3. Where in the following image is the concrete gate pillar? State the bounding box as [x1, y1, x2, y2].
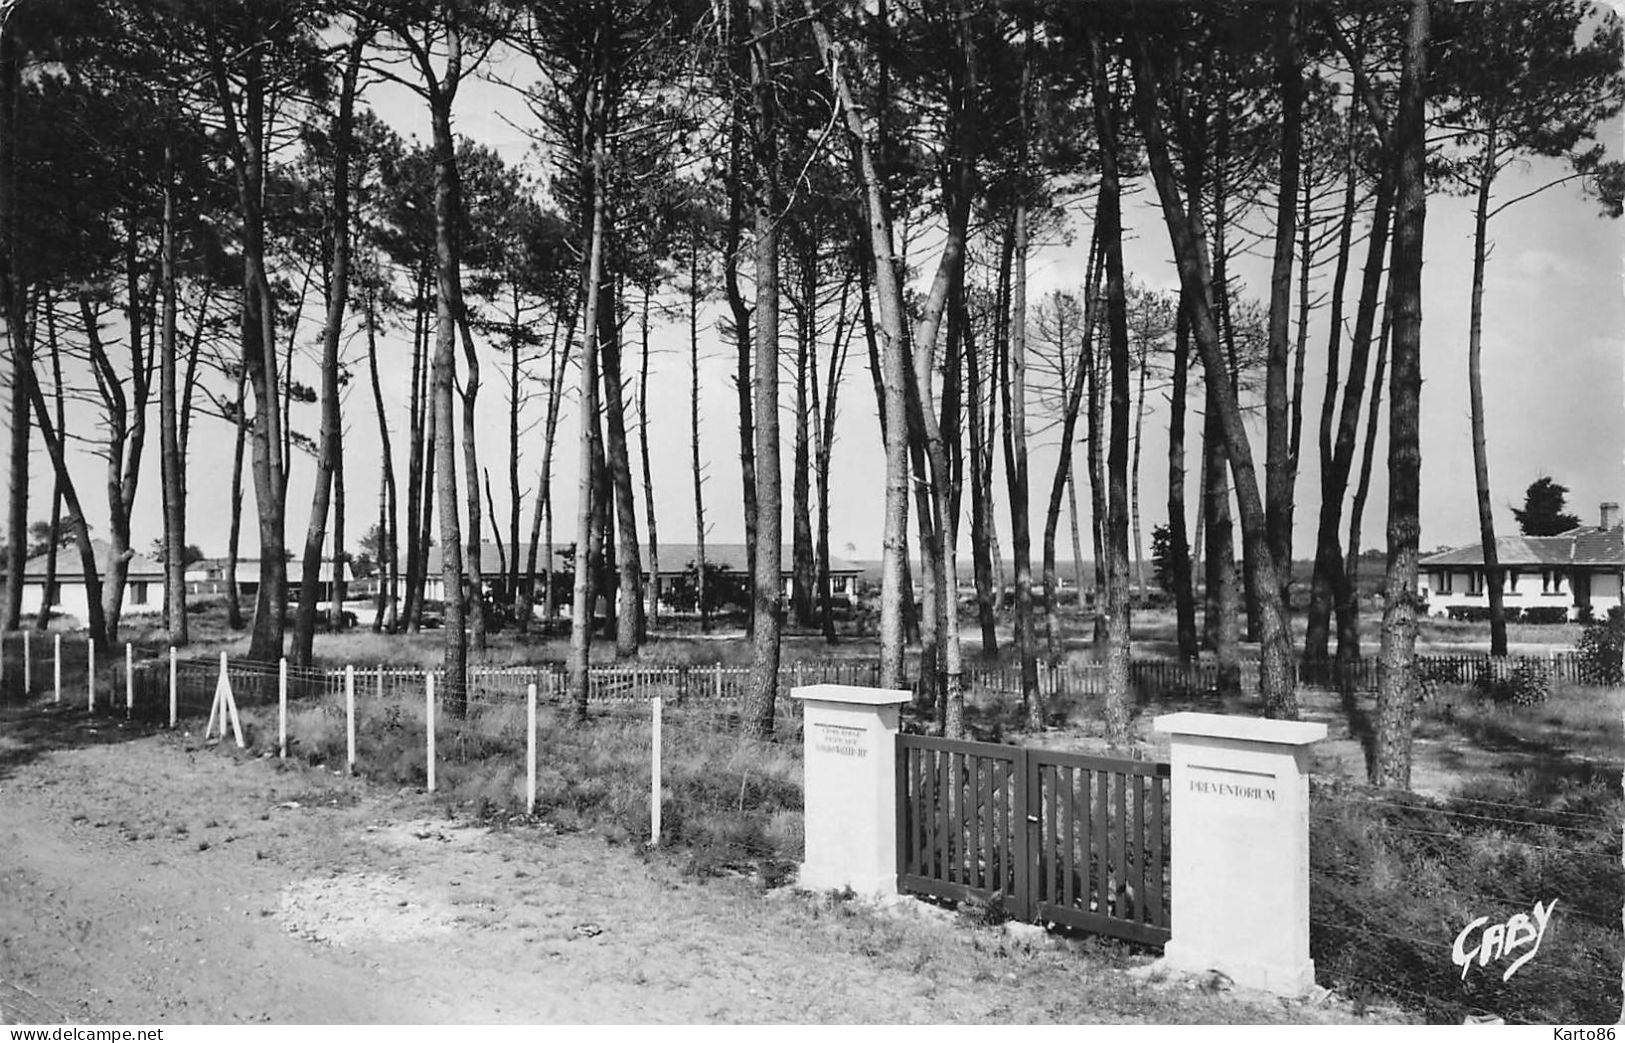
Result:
[1152, 711, 1327, 996]
[792, 684, 911, 898]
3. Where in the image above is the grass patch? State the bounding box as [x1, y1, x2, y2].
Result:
[1310, 770, 1622, 1025]
[234, 690, 804, 877]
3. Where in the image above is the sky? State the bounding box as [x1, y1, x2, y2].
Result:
[6, 20, 1625, 576]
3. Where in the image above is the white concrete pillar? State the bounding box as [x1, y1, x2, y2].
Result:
[1152, 711, 1327, 997]
[791, 684, 911, 898]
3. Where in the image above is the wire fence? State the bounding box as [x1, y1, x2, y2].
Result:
[0, 635, 810, 877]
[1309, 777, 1622, 1024]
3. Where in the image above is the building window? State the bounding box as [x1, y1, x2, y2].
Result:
[130, 581, 148, 605]
[1467, 571, 1485, 596]
[1436, 571, 1453, 595]
[1506, 568, 1519, 593]
[831, 575, 848, 594]
[1542, 569, 1561, 594]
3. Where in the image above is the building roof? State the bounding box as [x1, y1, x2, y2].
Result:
[424, 542, 862, 578]
[188, 556, 355, 582]
[1420, 526, 1623, 568]
[22, 540, 165, 580]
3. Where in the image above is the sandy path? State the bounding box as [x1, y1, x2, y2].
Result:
[0, 704, 1382, 1025]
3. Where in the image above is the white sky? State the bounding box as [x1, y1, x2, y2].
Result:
[7, 34, 1625, 572]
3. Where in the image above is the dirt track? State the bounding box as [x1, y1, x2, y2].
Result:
[0, 703, 1386, 1025]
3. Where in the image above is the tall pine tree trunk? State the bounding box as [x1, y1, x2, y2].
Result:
[0, 27, 26, 634]
[638, 287, 660, 634]
[159, 137, 188, 645]
[1373, 0, 1430, 789]
[1092, 34, 1132, 746]
[1467, 134, 1507, 657]
[743, 0, 783, 738]
[567, 139, 607, 722]
[429, 98, 468, 716]
[598, 283, 642, 657]
[689, 236, 709, 632]
[1167, 295, 1198, 661]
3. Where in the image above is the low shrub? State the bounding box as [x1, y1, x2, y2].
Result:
[1575, 606, 1623, 686]
[1474, 659, 1553, 707]
[1519, 606, 1570, 625]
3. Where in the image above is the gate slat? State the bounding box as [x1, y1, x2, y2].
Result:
[1012, 747, 1031, 921]
[988, 753, 1001, 896]
[1044, 764, 1058, 907]
[1062, 765, 1076, 911]
[980, 754, 994, 892]
[935, 748, 949, 884]
[923, 748, 937, 880]
[1114, 765, 1128, 919]
[1132, 772, 1146, 924]
[903, 740, 916, 877]
[959, 751, 973, 887]
[1094, 768, 1109, 913]
[1149, 770, 1166, 929]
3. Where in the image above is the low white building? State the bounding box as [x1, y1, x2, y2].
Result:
[1417, 502, 1623, 621]
[14, 541, 166, 624]
[186, 557, 354, 603]
[417, 542, 863, 611]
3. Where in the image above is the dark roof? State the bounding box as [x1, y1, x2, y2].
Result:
[425, 542, 862, 578]
[1420, 526, 1623, 568]
[22, 540, 164, 580]
[1572, 526, 1624, 566]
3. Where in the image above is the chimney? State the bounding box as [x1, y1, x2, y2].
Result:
[1603, 502, 1621, 530]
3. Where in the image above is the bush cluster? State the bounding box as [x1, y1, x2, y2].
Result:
[1575, 606, 1623, 686]
[1444, 605, 1569, 624]
[1474, 659, 1554, 706]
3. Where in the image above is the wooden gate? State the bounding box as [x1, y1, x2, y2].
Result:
[896, 734, 1171, 946]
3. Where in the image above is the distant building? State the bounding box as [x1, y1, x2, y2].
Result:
[14, 540, 165, 623]
[186, 557, 354, 603]
[1417, 502, 1623, 620]
[419, 542, 863, 611]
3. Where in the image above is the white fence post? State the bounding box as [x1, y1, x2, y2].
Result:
[376, 663, 384, 701]
[279, 657, 288, 759]
[168, 647, 177, 728]
[345, 664, 356, 773]
[125, 643, 134, 718]
[87, 638, 95, 712]
[425, 673, 436, 792]
[53, 633, 61, 704]
[22, 630, 31, 694]
[526, 682, 537, 816]
[650, 696, 662, 846]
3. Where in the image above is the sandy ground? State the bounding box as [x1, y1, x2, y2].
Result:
[0, 702, 1400, 1026]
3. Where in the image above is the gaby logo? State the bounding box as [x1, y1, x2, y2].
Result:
[1451, 899, 1556, 983]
